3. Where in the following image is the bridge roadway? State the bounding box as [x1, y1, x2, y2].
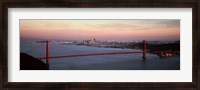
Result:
[38, 51, 143, 59]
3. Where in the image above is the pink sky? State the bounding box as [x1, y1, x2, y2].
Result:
[20, 20, 180, 41]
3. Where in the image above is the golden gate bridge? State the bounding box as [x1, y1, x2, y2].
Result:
[26, 40, 147, 67]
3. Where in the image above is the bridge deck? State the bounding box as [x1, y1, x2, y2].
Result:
[38, 51, 143, 59]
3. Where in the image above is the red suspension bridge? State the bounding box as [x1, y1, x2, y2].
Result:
[26, 40, 147, 67]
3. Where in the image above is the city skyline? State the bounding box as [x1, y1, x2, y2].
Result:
[20, 20, 180, 41]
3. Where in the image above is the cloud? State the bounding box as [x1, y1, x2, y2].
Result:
[137, 20, 180, 28]
[93, 23, 151, 31]
[90, 20, 180, 32]
[97, 23, 137, 28]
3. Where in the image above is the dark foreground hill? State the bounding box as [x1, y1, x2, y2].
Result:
[20, 53, 49, 70]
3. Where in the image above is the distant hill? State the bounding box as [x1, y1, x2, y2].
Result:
[20, 53, 49, 70]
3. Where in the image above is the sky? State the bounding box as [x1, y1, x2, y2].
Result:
[20, 20, 180, 41]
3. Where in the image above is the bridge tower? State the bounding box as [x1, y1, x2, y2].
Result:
[46, 40, 50, 67]
[143, 40, 146, 59]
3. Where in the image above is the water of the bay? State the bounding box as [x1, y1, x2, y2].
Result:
[20, 42, 180, 70]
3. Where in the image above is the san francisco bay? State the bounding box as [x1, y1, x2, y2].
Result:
[20, 42, 180, 70]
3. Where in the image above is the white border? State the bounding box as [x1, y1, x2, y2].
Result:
[8, 8, 192, 82]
